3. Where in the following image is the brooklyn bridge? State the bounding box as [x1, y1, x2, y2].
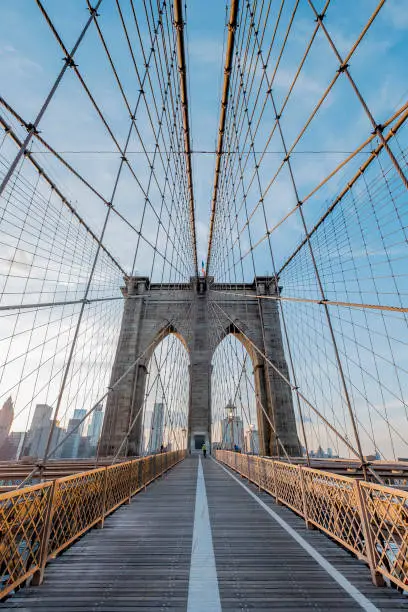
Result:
[0, 0, 408, 609]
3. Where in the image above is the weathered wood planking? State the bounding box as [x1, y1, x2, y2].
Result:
[2, 456, 408, 611]
[203, 458, 408, 611]
[2, 459, 196, 611]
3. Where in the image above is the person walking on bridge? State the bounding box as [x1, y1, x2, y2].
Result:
[202, 442, 207, 458]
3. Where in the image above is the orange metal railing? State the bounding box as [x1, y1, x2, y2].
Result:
[215, 450, 408, 590]
[0, 450, 185, 599]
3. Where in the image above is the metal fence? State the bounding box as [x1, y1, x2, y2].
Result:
[0, 450, 185, 599]
[215, 450, 408, 591]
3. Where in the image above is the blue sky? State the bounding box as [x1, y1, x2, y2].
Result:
[1, 0, 406, 271]
[1, 1, 408, 459]
[0, 0, 228, 266]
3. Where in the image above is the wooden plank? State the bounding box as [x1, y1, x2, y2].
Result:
[204, 461, 408, 611]
[2, 460, 196, 611]
[2, 457, 407, 611]
[203, 459, 408, 611]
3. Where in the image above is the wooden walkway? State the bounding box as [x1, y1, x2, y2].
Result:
[2, 457, 408, 611]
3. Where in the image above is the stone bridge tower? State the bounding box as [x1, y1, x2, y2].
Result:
[99, 276, 301, 457]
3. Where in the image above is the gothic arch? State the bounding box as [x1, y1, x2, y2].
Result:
[100, 276, 301, 457]
[211, 319, 261, 369]
[142, 329, 190, 455]
[211, 332, 259, 451]
[145, 321, 190, 364]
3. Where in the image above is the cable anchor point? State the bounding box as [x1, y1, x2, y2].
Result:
[25, 122, 39, 135]
[63, 56, 78, 68]
[88, 6, 100, 17]
[337, 63, 349, 74]
[372, 124, 384, 135]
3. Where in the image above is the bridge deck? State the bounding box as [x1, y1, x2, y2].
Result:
[3, 457, 407, 611]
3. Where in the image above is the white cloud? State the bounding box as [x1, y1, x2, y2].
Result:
[383, 0, 408, 30]
[188, 37, 224, 67]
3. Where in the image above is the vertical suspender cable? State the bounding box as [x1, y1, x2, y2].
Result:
[206, 0, 239, 276]
[0, 0, 102, 199]
[173, 0, 198, 277]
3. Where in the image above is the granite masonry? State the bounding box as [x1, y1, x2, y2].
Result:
[99, 276, 301, 457]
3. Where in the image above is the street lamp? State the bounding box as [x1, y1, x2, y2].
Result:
[249, 423, 255, 454]
[225, 400, 236, 450]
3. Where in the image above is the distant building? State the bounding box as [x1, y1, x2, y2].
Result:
[73, 409, 87, 435]
[21, 403, 58, 458]
[149, 403, 164, 453]
[87, 404, 104, 448]
[0, 431, 23, 460]
[8, 431, 24, 458]
[244, 427, 259, 454]
[25, 426, 48, 458]
[0, 396, 14, 449]
[220, 401, 244, 450]
[24, 422, 64, 459]
[31, 404, 52, 430]
[309, 446, 339, 459]
[221, 415, 244, 449]
[60, 418, 82, 459]
[365, 451, 381, 462]
[78, 436, 93, 458]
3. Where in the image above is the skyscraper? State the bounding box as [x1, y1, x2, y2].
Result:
[23, 403, 59, 459]
[73, 408, 87, 435]
[0, 430, 24, 460]
[221, 414, 244, 449]
[0, 396, 14, 449]
[87, 403, 104, 448]
[149, 402, 164, 453]
[31, 404, 52, 430]
[220, 401, 244, 449]
[244, 426, 259, 454]
[60, 418, 82, 459]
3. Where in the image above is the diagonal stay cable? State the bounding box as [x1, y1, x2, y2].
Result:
[15, 328, 172, 489]
[34, 1, 193, 275]
[206, 0, 239, 275]
[0, 111, 126, 276]
[173, 0, 198, 276]
[210, 299, 384, 484]
[0, 1, 102, 200]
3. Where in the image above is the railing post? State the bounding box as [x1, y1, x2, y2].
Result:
[272, 461, 281, 504]
[257, 457, 261, 490]
[298, 466, 313, 529]
[354, 480, 384, 586]
[129, 460, 136, 499]
[32, 481, 57, 586]
[247, 454, 251, 482]
[96, 467, 108, 528]
[125, 463, 132, 504]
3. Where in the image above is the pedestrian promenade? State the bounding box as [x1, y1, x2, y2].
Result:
[3, 457, 407, 611]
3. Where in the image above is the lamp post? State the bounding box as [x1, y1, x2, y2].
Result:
[181, 427, 187, 450]
[249, 423, 255, 454]
[225, 400, 236, 450]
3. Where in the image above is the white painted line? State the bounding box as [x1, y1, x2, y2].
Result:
[213, 458, 380, 612]
[187, 456, 222, 612]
